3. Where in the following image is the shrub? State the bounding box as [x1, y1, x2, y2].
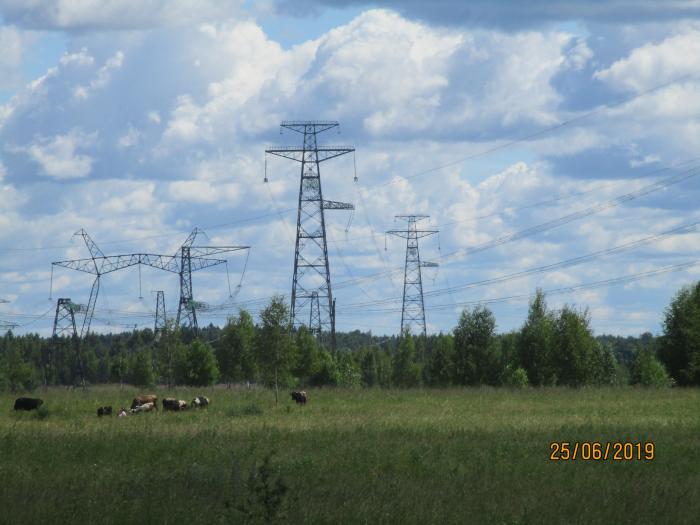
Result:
[503, 366, 529, 388]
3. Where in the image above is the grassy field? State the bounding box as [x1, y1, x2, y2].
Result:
[1, 386, 699, 524]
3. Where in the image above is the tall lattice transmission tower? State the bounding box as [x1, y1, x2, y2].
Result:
[387, 215, 438, 337]
[50, 297, 84, 387]
[265, 121, 355, 349]
[154, 290, 166, 340]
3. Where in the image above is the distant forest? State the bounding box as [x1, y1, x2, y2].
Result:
[2, 282, 700, 392]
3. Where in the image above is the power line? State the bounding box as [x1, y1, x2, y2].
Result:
[334, 161, 700, 288]
[341, 218, 700, 308]
[352, 73, 695, 192]
[337, 260, 700, 314]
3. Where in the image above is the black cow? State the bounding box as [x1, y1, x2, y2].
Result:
[97, 406, 113, 417]
[163, 398, 188, 411]
[191, 396, 209, 409]
[14, 397, 43, 411]
[290, 391, 307, 405]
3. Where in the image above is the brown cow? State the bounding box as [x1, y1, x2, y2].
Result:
[131, 394, 158, 411]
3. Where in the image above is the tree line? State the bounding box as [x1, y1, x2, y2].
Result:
[3, 281, 700, 392]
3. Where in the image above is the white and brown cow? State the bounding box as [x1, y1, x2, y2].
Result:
[131, 394, 158, 411]
[130, 402, 156, 414]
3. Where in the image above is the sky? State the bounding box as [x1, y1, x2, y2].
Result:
[1, 0, 700, 337]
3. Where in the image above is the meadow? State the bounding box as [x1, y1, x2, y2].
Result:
[1, 386, 699, 524]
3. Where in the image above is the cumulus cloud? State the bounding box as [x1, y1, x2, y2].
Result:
[0, 8, 698, 335]
[594, 32, 700, 92]
[24, 128, 98, 179]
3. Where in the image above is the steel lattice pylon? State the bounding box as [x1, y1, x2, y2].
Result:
[51, 297, 85, 387]
[154, 290, 166, 340]
[309, 291, 321, 335]
[266, 121, 355, 349]
[52, 228, 249, 335]
[387, 215, 438, 337]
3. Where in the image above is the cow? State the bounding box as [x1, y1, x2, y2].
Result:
[163, 398, 188, 411]
[131, 394, 158, 411]
[14, 397, 43, 411]
[191, 396, 209, 409]
[118, 408, 128, 417]
[97, 406, 113, 417]
[290, 391, 307, 405]
[130, 402, 156, 414]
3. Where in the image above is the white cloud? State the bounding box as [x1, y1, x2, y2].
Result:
[0, 25, 28, 90]
[117, 125, 142, 149]
[25, 129, 98, 179]
[74, 50, 124, 99]
[594, 31, 700, 93]
[168, 179, 240, 204]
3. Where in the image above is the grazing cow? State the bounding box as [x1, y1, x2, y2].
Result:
[118, 408, 128, 417]
[130, 402, 155, 414]
[290, 391, 307, 405]
[14, 397, 43, 411]
[163, 398, 188, 411]
[191, 396, 209, 409]
[131, 394, 158, 411]
[97, 406, 113, 417]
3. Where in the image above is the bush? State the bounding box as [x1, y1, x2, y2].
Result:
[632, 347, 672, 387]
[503, 366, 529, 388]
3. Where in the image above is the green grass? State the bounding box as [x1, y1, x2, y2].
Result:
[1, 386, 699, 524]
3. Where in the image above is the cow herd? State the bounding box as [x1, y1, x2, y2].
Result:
[10, 391, 308, 415]
[101, 394, 211, 416]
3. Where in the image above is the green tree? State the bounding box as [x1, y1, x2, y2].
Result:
[591, 342, 619, 385]
[632, 346, 672, 387]
[659, 282, 700, 385]
[425, 334, 454, 386]
[218, 309, 257, 387]
[392, 331, 421, 387]
[553, 306, 597, 387]
[1, 343, 36, 392]
[256, 296, 293, 401]
[128, 349, 155, 387]
[360, 348, 378, 387]
[185, 339, 220, 386]
[518, 290, 556, 385]
[310, 348, 339, 386]
[293, 326, 321, 386]
[453, 306, 500, 385]
[336, 351, 362, 388]
[110, 346, 129, 387]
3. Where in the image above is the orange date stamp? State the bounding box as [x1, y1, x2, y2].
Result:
[549, 441, 655, 461]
